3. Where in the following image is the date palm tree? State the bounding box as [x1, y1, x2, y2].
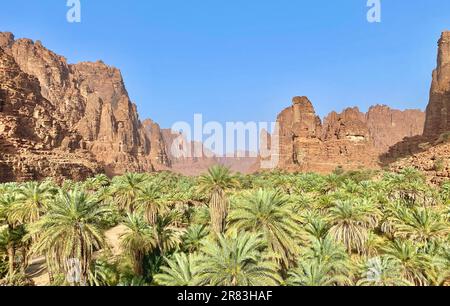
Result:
[287, 261, 349, 286]
[151, 211, 185, 256]
[198, 165, 239, 234]
[136, 184, 165, 226]
[328, 199, 380, 254]
[111, 173, 147, 213]
[357, 256, 413, 286]
[29, 189, 109, 284]
[394, 207, 450, 244]
[9, 181, 54, 224]
[120, 214, 155, 276]
[228, 189, 302, 269]
[154, 253, 197, 286]
[383, 240, 431, 286]
[425, 245, 450, 286]
[288, 237, 352, 286]
[0, 191, 25, 276]
[182, 224, 209, 253]
[364, 231, 386, 258]
[194, 232, 281, 286]
[302, 236, 352, 269]
[302, 212, 330, 241]
[84, 174, 111, 192]
[322, 173, 343, 194]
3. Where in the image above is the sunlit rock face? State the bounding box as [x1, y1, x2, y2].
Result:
[424, 32, 450, 139]
[0, 32, 171, 178]
[387, 32, 450, 183]
[0, 46, 102, 182]
[0, 30, 434, 180]
[274, 97, 425, 173]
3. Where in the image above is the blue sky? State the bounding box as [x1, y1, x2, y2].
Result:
[0, 0, 449, 130]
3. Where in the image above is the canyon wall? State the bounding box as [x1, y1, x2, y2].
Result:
[274, 97, 425, 173]
[423, 32, 450, 139]
[388, 32, 450, 183]
[0, 32, 170, 180]
[2, 31, 447, 180]
[0, 46, 101, 182]
[0, 29, 259, 181]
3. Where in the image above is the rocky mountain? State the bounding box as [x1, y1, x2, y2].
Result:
[272, 96, 425, 173]
[2, 30, 446, 181]
[424, 32, 450, 139]
[0, 46, 101, 182]
[366, 105, 425, 153]
[0, 32, 171, 180]
[388, 31, 450, 182]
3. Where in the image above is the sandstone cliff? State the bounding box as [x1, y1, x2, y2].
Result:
[424, 32, 450, 139]
[0, 31, 439, 180]
[274, 97, 425, 173]
[0, 46, 101, 182]
[388, 32, 450, 182]
[0, 32, 170, 179]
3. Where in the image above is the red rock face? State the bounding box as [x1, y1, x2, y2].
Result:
[0, 47, 101, 182]
[0, 31, 435, 180]
[386, 32, 450, 183]
[276, 97, 324, 171]
[0, 32, 170, 178]
[423, 32, 450, 139]
[390, 141, 450, 185]
[142, 119, 171, 169]
[274, 97, 425, 173]
[366, 105, 425, 153]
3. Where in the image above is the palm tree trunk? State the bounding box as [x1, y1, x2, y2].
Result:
[146, 205, 157, 226]
[46, 255, 55, 284]
[134, 252, 144, 276]
[7, 245, 15, 275]
[210, 189, 228, 234]
[21, 246, 29, 272]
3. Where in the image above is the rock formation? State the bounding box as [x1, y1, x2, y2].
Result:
[390, 140, 450, 185]
[366, 105, 425, 153]
[0, 28, 259, 181]
[0, 30, 440, 180]
[142, 119, 171, 169]
[423, 32, 450, 139]
[0, 46, 101, 182]
[387, 32, 450, 183]
[277, 97, 326, 171]
[0, 32, 171, 180]
[273, 97, 425, 173]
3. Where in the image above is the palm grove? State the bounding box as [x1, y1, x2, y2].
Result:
[0, 165, 449, 286]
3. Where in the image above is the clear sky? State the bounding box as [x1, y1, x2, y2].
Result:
[1, 0, 450, 130]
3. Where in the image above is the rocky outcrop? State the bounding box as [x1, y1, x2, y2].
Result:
[0, 30, 438, 180]
[0, 32, 170, 178]
[274, 97, 425, 173]
[424, 32, 450, 139]
[277, 97, 325, 171]
[390, 141, 450, 185]
[142, 119, 171, 169]
[366, 105, 425, 153]
[0, 46, 101, 182]
[386, 31, 450, 183]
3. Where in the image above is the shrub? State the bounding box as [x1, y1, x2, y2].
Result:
[433, 158, 445, 172]
[436, 132, 450, 144]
